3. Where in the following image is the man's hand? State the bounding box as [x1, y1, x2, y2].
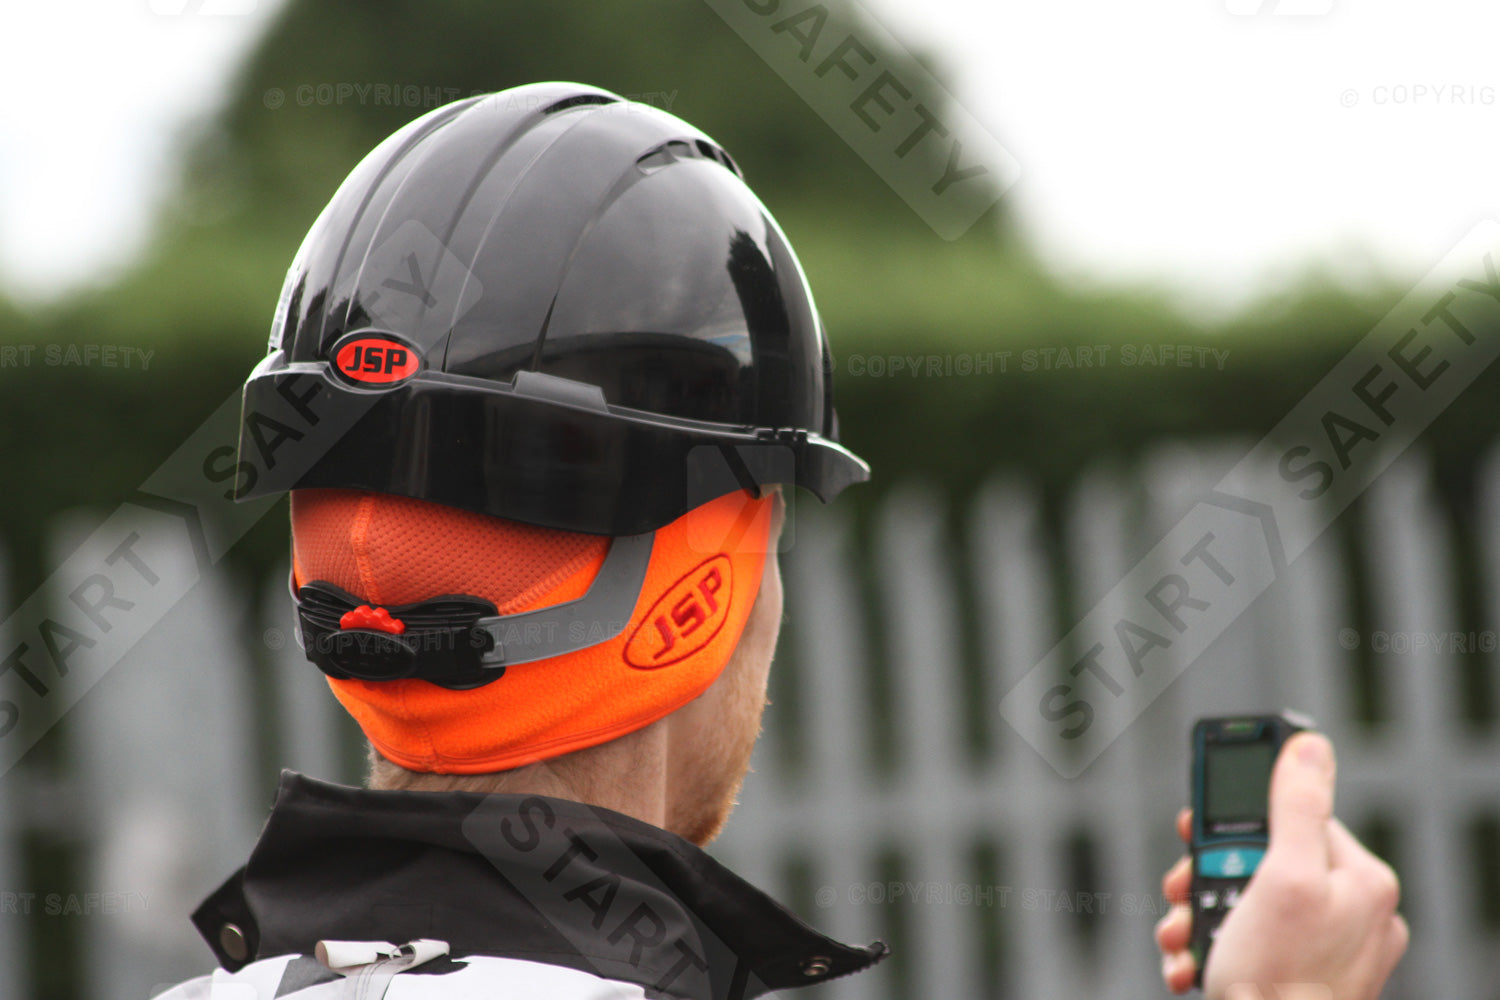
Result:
[1153, 732, 1408, 999]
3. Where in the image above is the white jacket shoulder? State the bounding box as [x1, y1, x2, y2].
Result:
[156, 953, 650, 1000]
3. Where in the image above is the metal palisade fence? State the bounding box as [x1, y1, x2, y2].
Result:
[1, 440, 1499, 998]
[717, 441, 1500, 1000]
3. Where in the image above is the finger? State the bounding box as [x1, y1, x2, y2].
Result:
[1163, 855, 1192, 903]
[1324, 816, 1367, 869]
[1177, 807, 1192, 843]
[1160, 949, 1197, 994]
[1355, 913, 1409, 1000]
[1155, 902, 1193, 952]
[1266, 732, 1336, 877]
[1382, 913, 1411, 974]
[1325, 816, 1404, 910]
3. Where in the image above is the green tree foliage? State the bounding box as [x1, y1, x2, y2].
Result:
[204, 0, 971, 216]
[3, 0, 1483, 590]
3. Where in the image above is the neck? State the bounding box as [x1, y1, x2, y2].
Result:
[498, 721, 671, 828]
[366, 718, 673, 832]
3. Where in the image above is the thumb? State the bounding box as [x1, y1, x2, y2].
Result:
[1266, 732, 1336, 876]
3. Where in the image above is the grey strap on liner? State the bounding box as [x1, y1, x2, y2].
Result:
[474, 531, 654, 667]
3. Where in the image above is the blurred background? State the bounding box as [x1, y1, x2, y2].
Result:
[4, 1, 1500, 998]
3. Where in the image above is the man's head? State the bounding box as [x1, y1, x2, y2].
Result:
[316, 488, 788, 846]
[236, 82, 865, 842]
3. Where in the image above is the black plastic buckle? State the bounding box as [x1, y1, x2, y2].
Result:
[295, 581, 504, 690]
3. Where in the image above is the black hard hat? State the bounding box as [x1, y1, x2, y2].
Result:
[236, 81, 868, 535]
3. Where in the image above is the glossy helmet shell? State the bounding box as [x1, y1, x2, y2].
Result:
[236, 82, 868, 534]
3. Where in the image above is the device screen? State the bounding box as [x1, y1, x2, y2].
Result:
[1204, 741, 1275, 825]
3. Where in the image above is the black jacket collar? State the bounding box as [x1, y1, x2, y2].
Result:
[193, 772, 885, 999]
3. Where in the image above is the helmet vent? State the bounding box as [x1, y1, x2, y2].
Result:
[635, 138, 743, 178]
[542, 93, 620, 115]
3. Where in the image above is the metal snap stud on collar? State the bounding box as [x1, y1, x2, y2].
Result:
[801, 956, 831, 977]
[219, 923, 249, 962]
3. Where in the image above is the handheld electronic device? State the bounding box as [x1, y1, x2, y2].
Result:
[1189, 711, 1312, 987]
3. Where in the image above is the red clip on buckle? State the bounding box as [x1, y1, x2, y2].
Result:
[339, 605, 407, 635]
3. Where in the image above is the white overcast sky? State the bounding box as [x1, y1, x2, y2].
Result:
[2, 0, 1497, 312]
[0, 0, 285, 304]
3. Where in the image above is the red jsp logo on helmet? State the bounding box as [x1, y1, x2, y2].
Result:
[332, 334, 422, 385]
[626, 556, 732, 668]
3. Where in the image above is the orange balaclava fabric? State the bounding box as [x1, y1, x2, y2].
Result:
[290, 487, 773, 773]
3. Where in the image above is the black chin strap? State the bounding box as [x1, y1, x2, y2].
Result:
[290, 532, 655, 690]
